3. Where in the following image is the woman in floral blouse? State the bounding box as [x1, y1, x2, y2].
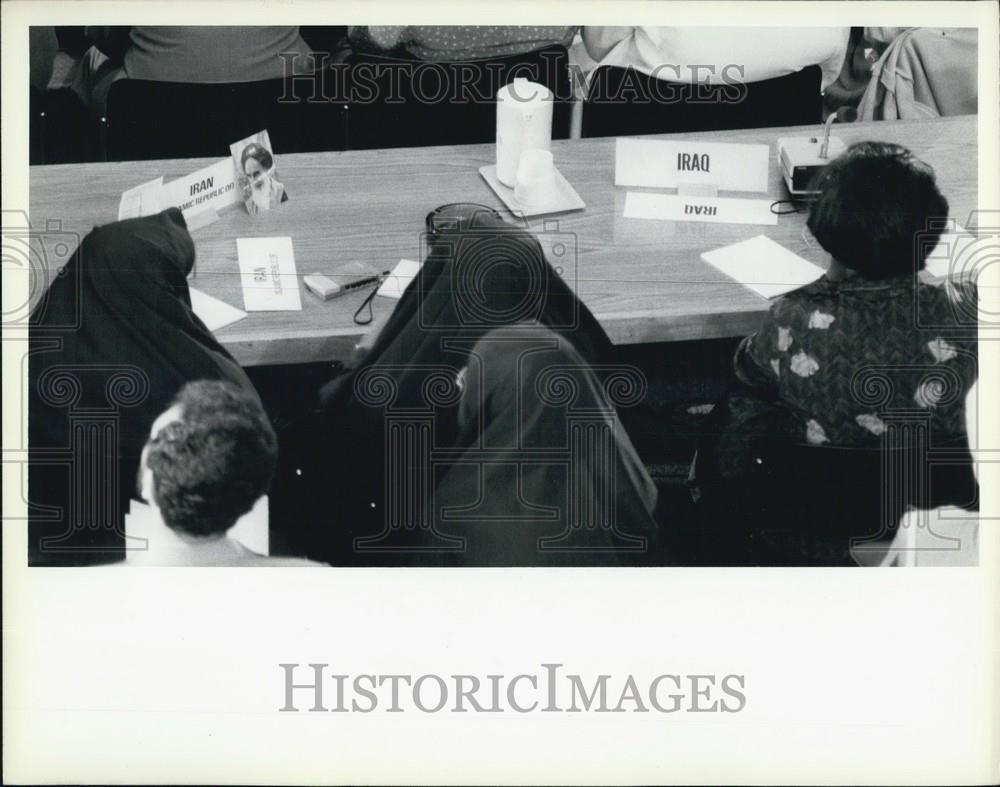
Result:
[734, 141, 977, 450]
[688, 142, 978, 564]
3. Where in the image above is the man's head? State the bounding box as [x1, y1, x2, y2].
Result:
[241, 143, 274, 186]
[807, 141, 949, 278]
[138, 380, 277, 539]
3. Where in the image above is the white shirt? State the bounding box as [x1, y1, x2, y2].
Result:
[594, 27, 850, 89]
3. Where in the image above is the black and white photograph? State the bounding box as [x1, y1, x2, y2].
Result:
[232, 129, 289, 215]
[3, 1, 998, 784]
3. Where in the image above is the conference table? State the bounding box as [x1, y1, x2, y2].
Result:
[29, 115, 977, 367]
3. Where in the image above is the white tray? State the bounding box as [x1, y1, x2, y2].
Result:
[479, 164, 586, 218]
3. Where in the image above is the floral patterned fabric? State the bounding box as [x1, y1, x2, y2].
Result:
[734, 272, 977, 448]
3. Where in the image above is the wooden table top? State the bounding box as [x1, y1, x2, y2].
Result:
[29, 115, 977, 366]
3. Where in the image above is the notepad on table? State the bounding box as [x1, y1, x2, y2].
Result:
[701, 235, 825, 299]
[376, 258, 422, 299]
[189, 287, 248, 332]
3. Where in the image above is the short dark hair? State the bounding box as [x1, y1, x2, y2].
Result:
[241, 142, 274, 172]
[806, 141, 949, 278]
[146, 380, 276, 538]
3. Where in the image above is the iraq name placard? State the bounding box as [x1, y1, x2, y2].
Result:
[615, 138, 771, 193]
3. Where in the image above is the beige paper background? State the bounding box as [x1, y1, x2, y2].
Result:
[3, 2, 998, 784]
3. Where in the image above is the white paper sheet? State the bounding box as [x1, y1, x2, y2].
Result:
[189, 287, 248, 332]
[117, 176, 164, 220]
[701, 235, 825, 299]
[376, 258, 422, 299]
[624, 192, 778, 226]
[236, 236, 302, 311]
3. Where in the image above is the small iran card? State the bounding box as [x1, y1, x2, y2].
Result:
[236, 236, 302, 311]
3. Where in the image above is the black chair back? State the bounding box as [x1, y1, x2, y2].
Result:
[104, 77, 347, 161]
[699, 439, 978, 566]
[690, 381, 978, 566]
[31, 87, 103, 165]
[583, 64, 823, 138]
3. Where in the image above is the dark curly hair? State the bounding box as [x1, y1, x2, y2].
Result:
[146, 380, 276, 538]
[806, 141, 949, 278]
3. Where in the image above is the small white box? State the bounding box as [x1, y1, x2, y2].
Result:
[303, 273, 342, 300]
